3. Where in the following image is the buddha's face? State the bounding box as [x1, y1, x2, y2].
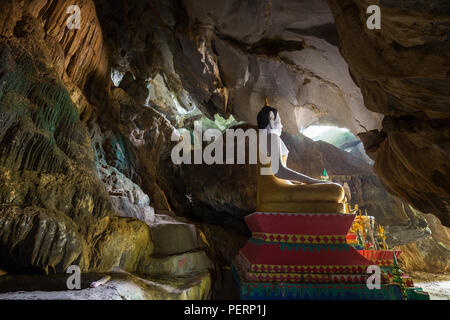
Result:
[269, 111, 283, 131]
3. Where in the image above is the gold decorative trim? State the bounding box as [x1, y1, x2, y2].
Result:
[252, 232, 347, 244]
[234, 256, 370, 283]
[239, 253, 368, 274]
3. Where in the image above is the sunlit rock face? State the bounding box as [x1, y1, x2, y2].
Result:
[179, 0, 383, 134]
[394, 212, 450, 274]
[328, 0, 450, 226]
[92, 0, 382, 133]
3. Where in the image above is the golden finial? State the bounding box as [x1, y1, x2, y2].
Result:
[265, 97, 270, 106]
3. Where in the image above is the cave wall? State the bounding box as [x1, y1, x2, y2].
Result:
[0, 0, 213, 288]
[328, 0, 450, 227]
[0, 1, 153, 273]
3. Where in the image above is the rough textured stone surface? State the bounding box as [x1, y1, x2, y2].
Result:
[397, 237, 450, 274]
[0, 0, 213, 300]
[424, 213, 450, 248]
[328, 0, 450, 226]
[0, 271, 211, 300]
[178, 0, 383, 134]
[0, 20, 114, 273]
[396, 213, 450, 274]
[0, 206, 86, 274]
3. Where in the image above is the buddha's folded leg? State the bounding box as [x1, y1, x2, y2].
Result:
[259, 177, 345, 203]
[284, 183, 345, 203]
[256, 201, 346, 214]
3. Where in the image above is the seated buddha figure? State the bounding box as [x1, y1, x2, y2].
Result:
[256, 104, 346, 213]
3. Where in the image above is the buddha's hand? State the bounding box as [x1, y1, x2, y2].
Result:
[308, 178, 326, 184]
[310, 179, 337, 185]
[328, 181, 343, 187]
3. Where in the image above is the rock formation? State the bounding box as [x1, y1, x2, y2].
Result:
[0, 0, 448, 299]
[0, 0, 213, 298]
[328, 0, 450, 226]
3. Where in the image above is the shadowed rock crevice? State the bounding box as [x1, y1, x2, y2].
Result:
[328, 0, 450, 226]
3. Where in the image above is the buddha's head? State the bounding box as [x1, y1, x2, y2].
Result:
[257, 105, 283, 132]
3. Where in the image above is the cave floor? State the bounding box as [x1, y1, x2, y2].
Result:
[1, 270, 449, 300]
[0, 270, 211, 300]
[411, 271, 450, 300]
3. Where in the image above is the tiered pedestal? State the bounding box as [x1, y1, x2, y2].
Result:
[357, 250, 408, 284]
[357, 249, 429, 299]
[232, 212, 403, 300]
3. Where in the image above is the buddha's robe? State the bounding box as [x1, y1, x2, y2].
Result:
[256, 147, 346, 213]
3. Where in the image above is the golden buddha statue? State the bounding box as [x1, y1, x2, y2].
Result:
[256, 102, 346, 213]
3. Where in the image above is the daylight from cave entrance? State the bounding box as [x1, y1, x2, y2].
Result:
[303, 125, 349, 140]
[0, 0, 448, 305]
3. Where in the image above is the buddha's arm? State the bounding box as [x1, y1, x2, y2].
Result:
[276, 159, 327, 184]
[267, 134, 331, 185]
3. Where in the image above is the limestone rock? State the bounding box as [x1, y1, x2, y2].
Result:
[0, 8, 178, 281]
[328, 0, 450, 226]
[0, 271, 211, 300]
[142, 251, 212, 277]
[0, 206, 87, 273]
[0, 30, 112, 272]
[424, 213, 450, 248]
[149, 216, 206, 256]
[119, 72, 148, 106]
[395, 212, 450, 273]
[396, 237, 450, 274]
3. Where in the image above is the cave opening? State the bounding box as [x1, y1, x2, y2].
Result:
[303, 124, 374, 165]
